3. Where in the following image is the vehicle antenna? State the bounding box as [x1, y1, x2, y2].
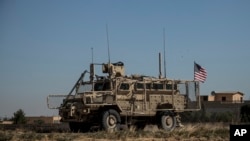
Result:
[91, 47, 94, 64]
[91, 47, 94, 91]
[106, 24, 111, 64]
[163, 28, 166, 78]
[159, 52, 162, 79]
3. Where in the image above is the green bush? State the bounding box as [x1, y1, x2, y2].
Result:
[240, 104, 250, 122]
[12, 109, 27, 124]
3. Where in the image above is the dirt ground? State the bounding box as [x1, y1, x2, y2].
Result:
[0, 123, 230, 141]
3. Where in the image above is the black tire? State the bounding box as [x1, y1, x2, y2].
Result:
[80, 122, 91, 132]
[69, 122, 91, 133]
[159, 112, 176, 131]
[102, 109, 121, 131]
[69, 122, 81, 133]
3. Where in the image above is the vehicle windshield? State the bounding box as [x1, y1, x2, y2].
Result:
[77, 82, 92, 93]
[94, 82, 110, 91]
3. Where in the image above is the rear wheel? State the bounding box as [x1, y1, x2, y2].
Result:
[102, 109, 121, 131]
[159, 112, 176, 131]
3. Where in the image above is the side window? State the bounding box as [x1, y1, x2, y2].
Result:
[203, 96, 208, 101]
[145, 83, 151, 89]
[136, 83, 144, 89]
[103, 82, 110, 90]
[94, 82, 110, 91]
[119, 83, 130, 90]
[222, 97, 226, 102]
[166, 84, 177, 90]
[135, 82, 151, 90]
[153, 83, 163, 90]
[94, 83, 103, 91]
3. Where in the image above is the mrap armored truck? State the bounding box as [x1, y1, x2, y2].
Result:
[48, 60, 201, 132]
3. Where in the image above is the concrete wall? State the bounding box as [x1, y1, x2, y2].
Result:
[202, 101, 250, 114]
[26, 116, 61, 124]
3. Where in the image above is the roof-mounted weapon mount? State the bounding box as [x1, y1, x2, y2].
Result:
[102, 61, 125, 77]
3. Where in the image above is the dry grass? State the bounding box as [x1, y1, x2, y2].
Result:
[0, 122, 229, 141]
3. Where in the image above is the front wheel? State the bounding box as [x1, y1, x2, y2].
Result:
[102, 109, 121, 131]
[159, 112, 176, 131]
[69, 122, 81, 133]
[69, 122, 91, 133]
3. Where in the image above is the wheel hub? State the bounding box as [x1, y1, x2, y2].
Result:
[107, 115, 117, 128]
[165, 116, 173, 126]
[109, 117, 115, 125]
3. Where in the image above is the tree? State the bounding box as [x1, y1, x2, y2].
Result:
[12, 109, 27, 124]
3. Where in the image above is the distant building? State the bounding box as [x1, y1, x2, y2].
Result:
[200, 91, 244, 103]
[26, 116, 61, 124]
[0, 120, 13, 124]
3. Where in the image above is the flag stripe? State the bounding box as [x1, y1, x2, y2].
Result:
[194, 62, 207, 83]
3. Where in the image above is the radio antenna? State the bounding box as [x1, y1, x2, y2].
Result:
[91, 47, 94, 64]
[163, 28, 166, 78]
[106, 24, 111, 64]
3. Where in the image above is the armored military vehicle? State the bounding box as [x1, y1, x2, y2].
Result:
[48, 58, 201, 132]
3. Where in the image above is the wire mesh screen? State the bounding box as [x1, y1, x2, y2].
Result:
[78, 84, 92, 93]
[187, 82, 200, 109]
[177, 82, 200, 109]
[47, 95, 67, 109]
[187, 82, 196, 102]
[178, 83, 186, 95]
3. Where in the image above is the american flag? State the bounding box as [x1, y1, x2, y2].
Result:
[194, 62, 207, 83]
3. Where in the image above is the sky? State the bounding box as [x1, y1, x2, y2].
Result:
[1, 0, 250, 118]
